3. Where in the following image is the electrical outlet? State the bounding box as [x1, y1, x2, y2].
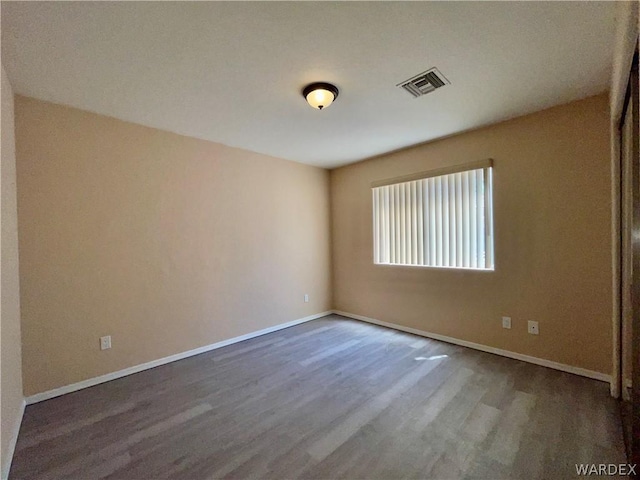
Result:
[502, 316, 512, 329]
[100, 335, 112, 350]
[527, 321, 539, 335]
[304, 294, 309, 303]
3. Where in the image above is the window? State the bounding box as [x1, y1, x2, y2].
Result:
[372, 160, 494, 270]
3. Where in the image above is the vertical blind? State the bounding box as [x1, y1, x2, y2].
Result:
[372, 163, 494, 270]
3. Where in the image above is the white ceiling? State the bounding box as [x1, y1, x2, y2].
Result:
[1, 1, 617, 168]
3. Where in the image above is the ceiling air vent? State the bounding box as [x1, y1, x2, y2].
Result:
[397, 67, 449, 98]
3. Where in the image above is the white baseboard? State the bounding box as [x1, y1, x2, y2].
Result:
[26, 311, 332, 405]
[333, 310, 611, 383]
[1, 398, 26, 480]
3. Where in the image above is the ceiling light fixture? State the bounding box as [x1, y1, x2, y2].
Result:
[302, 82, 339, 110]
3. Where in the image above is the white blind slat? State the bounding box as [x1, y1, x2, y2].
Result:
[449, 174, 456, 267]
[477, 169, 485, 268]
[455, 173, 463, 265]
[422, 180, 429, 266]
[397, 184, 407, 264]
[469, 171, 478, 269]
[429, 178, 437, 265]
[485, 168, 494, 269]
[395, 184, 400, 263]
[442, 175, 449, 267]
[407, 182, 412, 264]
[417, 181, 424, 266]
[383, 187, 389, 264]
[463, 171, 470, 268]
[411, 182, 418, 264]
[436, 176, 443, 267]
[389, 185, 395, 264]
[373, 189, 379, 263]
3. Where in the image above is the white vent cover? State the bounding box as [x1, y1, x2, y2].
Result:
[397, 67, 449, 98]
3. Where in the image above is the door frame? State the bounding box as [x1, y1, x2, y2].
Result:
[612, 4, 640, 398]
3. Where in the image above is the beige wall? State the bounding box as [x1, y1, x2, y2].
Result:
[331, 93, 612, 374]
[10, 91, 614, 396]
[1, 66, 24, 478]
[14, 96, 332, 396]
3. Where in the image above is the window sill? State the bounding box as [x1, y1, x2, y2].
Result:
[373, 262, 494, 272]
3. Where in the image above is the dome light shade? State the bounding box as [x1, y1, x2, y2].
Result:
[302, 82, 339, 110]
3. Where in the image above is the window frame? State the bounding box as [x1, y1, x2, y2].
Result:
[371, 159, 494, 271]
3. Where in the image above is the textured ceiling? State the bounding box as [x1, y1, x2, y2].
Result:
[1, 1, 617, 168]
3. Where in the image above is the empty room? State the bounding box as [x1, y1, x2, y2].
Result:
[1, 1, 638, 479]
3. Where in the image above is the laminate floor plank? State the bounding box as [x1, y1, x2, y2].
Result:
[10, 315, 625, 479]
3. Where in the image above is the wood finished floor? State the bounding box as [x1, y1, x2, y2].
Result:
[11, 315, 625, 479]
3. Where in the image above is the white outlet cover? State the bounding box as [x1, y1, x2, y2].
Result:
[527, 321, 539, 335]
[502, 317, 511, 329]
[304, 294, 309, 303]
[100, 335, 112, 350]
